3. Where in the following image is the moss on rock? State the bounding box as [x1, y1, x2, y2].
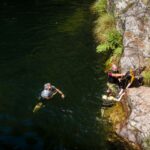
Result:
[103, 102, 126, 130]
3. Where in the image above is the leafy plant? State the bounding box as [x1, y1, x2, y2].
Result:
[96, 43, 109, 53]
[96, 29, 123, 69]
[94, 14, 115, 42]
[107, 29, 122, 48]
[113, 47, 122, 56]
[96, 30, 122, 53]
[92, 0, 123, 70]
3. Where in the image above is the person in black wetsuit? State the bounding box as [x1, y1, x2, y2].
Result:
[108, 64, 124, 86]
[40, 83, 65, 100]
[107, 64, 125, 98]
[33, 83, 65, 113]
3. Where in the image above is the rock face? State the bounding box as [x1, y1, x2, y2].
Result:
[113, 0, 150, 73]
[119, 87, 150, 149]
[112, 0, 150, 149]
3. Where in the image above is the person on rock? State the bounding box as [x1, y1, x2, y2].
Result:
[107, 64, 145, 101]
[107, 64, 125, 97]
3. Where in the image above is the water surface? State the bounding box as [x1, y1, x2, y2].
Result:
[0, 0, 107, 149]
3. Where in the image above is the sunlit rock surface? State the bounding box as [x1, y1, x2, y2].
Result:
[119, 87, 150, 149]
[113, 0, 150, 73]
[110, 0, 150, 149]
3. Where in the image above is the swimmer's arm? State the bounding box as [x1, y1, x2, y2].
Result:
[109, 73, 125, 77]
[55, 88, 65, 99]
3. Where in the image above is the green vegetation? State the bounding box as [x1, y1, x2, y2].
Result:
[103, 102, 126, 130]
[94, 14, 115, 43]
[91, 0, 123, 70]
[96, 29, 122, 53]
[143, 136, 150, 150]
[142, 71, 150, 86]
[141, 59, 150, 86]
[91, 0, 107, 16]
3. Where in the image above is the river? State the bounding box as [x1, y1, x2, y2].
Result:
[0, 0, 108, 149]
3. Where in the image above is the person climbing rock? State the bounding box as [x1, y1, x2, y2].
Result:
[107, 64, 125, 97]
[120, 66, 146, 90]
[107, 64, 146, 101]
[108, 64, 125, 85]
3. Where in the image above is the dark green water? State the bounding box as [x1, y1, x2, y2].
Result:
[0, 0, 108, 149]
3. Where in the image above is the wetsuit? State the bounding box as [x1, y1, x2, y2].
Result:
[108, 71, 120, 85]
[33, 85, 57, 113]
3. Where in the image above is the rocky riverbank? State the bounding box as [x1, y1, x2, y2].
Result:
[119, 87, 150, 149]
[105, 0, 150, 149]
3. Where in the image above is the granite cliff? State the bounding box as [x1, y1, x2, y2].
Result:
[112, 0, 150, 149]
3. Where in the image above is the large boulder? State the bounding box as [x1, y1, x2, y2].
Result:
[113, 0, 150, 73]
[109, 0, 150, 149]
[118, 86, 150, 149]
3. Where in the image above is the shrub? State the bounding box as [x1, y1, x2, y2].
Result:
[96, 29, 122, 54]
[107, 29, 122, 49]
[96, 29, 123, 69]
[94, 14, 115, 42]
[92, 0, 123, 70]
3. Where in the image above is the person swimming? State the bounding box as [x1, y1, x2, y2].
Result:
[40, 83, 64, 100]
[33, 83, 65, 113]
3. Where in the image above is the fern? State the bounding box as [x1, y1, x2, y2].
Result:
[107, 29, 122, 49]
[96, 31, 122, 54]
[113, 47, 122, 56]
[96, 43, 109, 53]
[92, 0, 123, 70]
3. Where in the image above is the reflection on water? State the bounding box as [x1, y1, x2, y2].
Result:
[0, 0, 107, 149]
[57, 8, 86, 34]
